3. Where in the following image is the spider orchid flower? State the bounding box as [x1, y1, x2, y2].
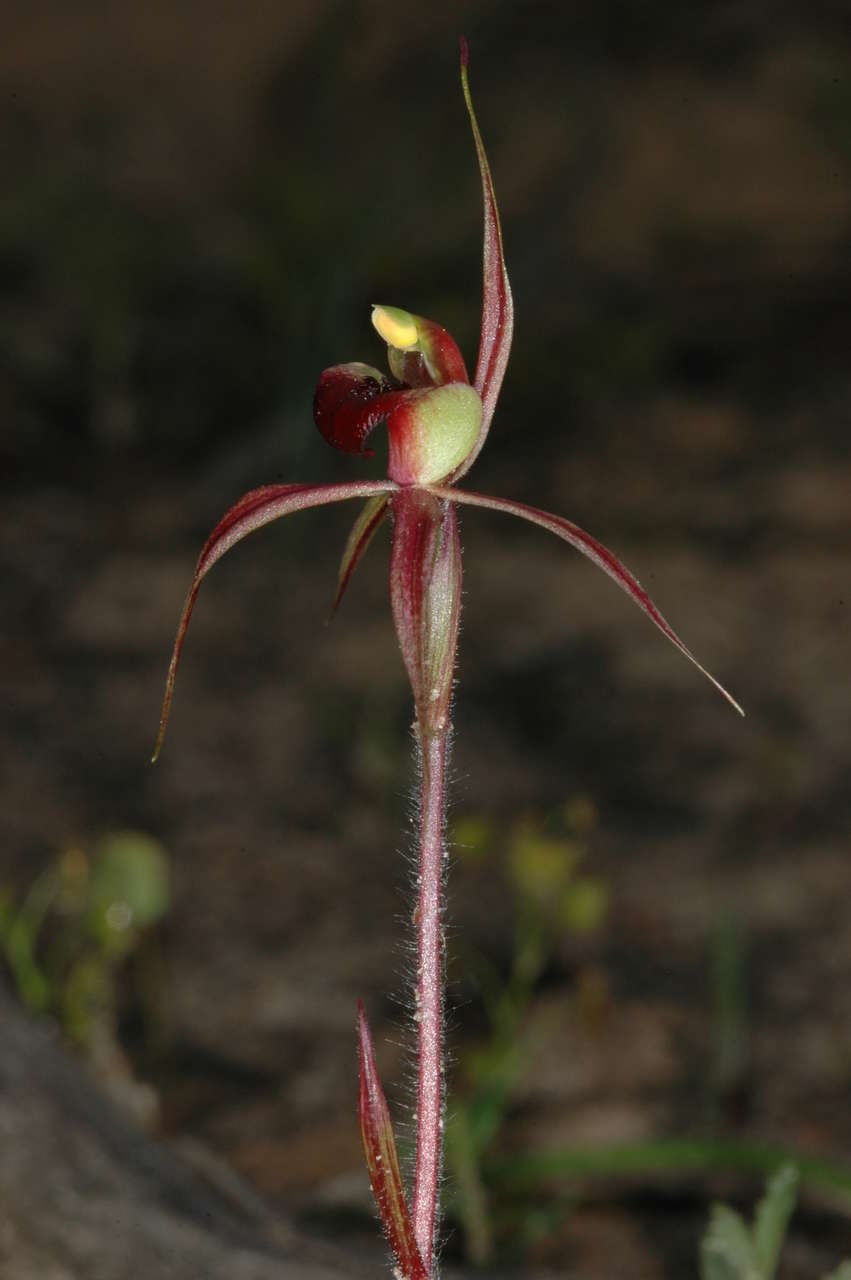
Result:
[154, 37, 741, 1279]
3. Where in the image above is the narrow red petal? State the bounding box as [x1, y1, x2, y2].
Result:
[313, 362, 406, 455]
[412, 316, 470, 387]
[357, 1001, 428, 1280]
[152, 480, 397, 760]
[453, 38, 514, 480]
[332, 493, 390, 615]
[432, 485, 744, 716]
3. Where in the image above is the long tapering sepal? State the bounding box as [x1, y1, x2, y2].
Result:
[452, 36, 514, 480]
[357, 1001, 428, 1280]
[152, 479, 397, 760]
[432, 485, 744, 715]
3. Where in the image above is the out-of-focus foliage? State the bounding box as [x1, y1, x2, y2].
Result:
[700, 1164, 850, 1280]
[0, 831, 170, 1050]
[446, 795, 607, 1263]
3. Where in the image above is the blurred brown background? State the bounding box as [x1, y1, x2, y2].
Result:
[2, 1, 850, 1276]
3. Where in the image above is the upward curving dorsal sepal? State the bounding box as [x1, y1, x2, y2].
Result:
[451, 37, 514, 481]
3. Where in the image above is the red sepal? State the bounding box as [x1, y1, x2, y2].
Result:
[153, 480, 397, 760]
[453, 38, 514, 480]
[357, 1001, 428, 1280]
[432, 485, 744, 715]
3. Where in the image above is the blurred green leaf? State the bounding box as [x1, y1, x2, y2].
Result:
[700, 1204, 760, 1280]
[55, 846, 92, 913]
[507, 833, 580, 905]
[62, 954, 112, 1046]
[699, 1163, 800, 1280]
[88, 831, 170, 945]
[0, 869, 58, 1013]
[752, 1164, 798, 1277]
[446, 798, 607, 1264]
[452, 815, 494, 861]
[488, 1140, 851, 1207]
[823, 1264, 851, 1280]
[559, 876, 608, 933]
[445, 1107, 493, 1265]
[1, 831, 171, 1053]
[561, 794, 597, 834]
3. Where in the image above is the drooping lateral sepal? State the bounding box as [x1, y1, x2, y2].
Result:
[433, 485, 744, 715]
[313, 362, 404, 455]
[390, 488, 463, 734]
[152, 479, 397, 761]
[357, 1001, 428, 1280]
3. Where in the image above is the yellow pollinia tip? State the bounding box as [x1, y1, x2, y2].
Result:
[372, 305, 418, 350]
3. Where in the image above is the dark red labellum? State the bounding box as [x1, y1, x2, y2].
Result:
[313, 362, 403, 455]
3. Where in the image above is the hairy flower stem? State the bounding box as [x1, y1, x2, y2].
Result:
[389, 489, 462, 1273]
[412, 728, 449, 1268]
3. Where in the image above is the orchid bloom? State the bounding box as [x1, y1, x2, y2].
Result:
[154, 38, 741, 1279]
